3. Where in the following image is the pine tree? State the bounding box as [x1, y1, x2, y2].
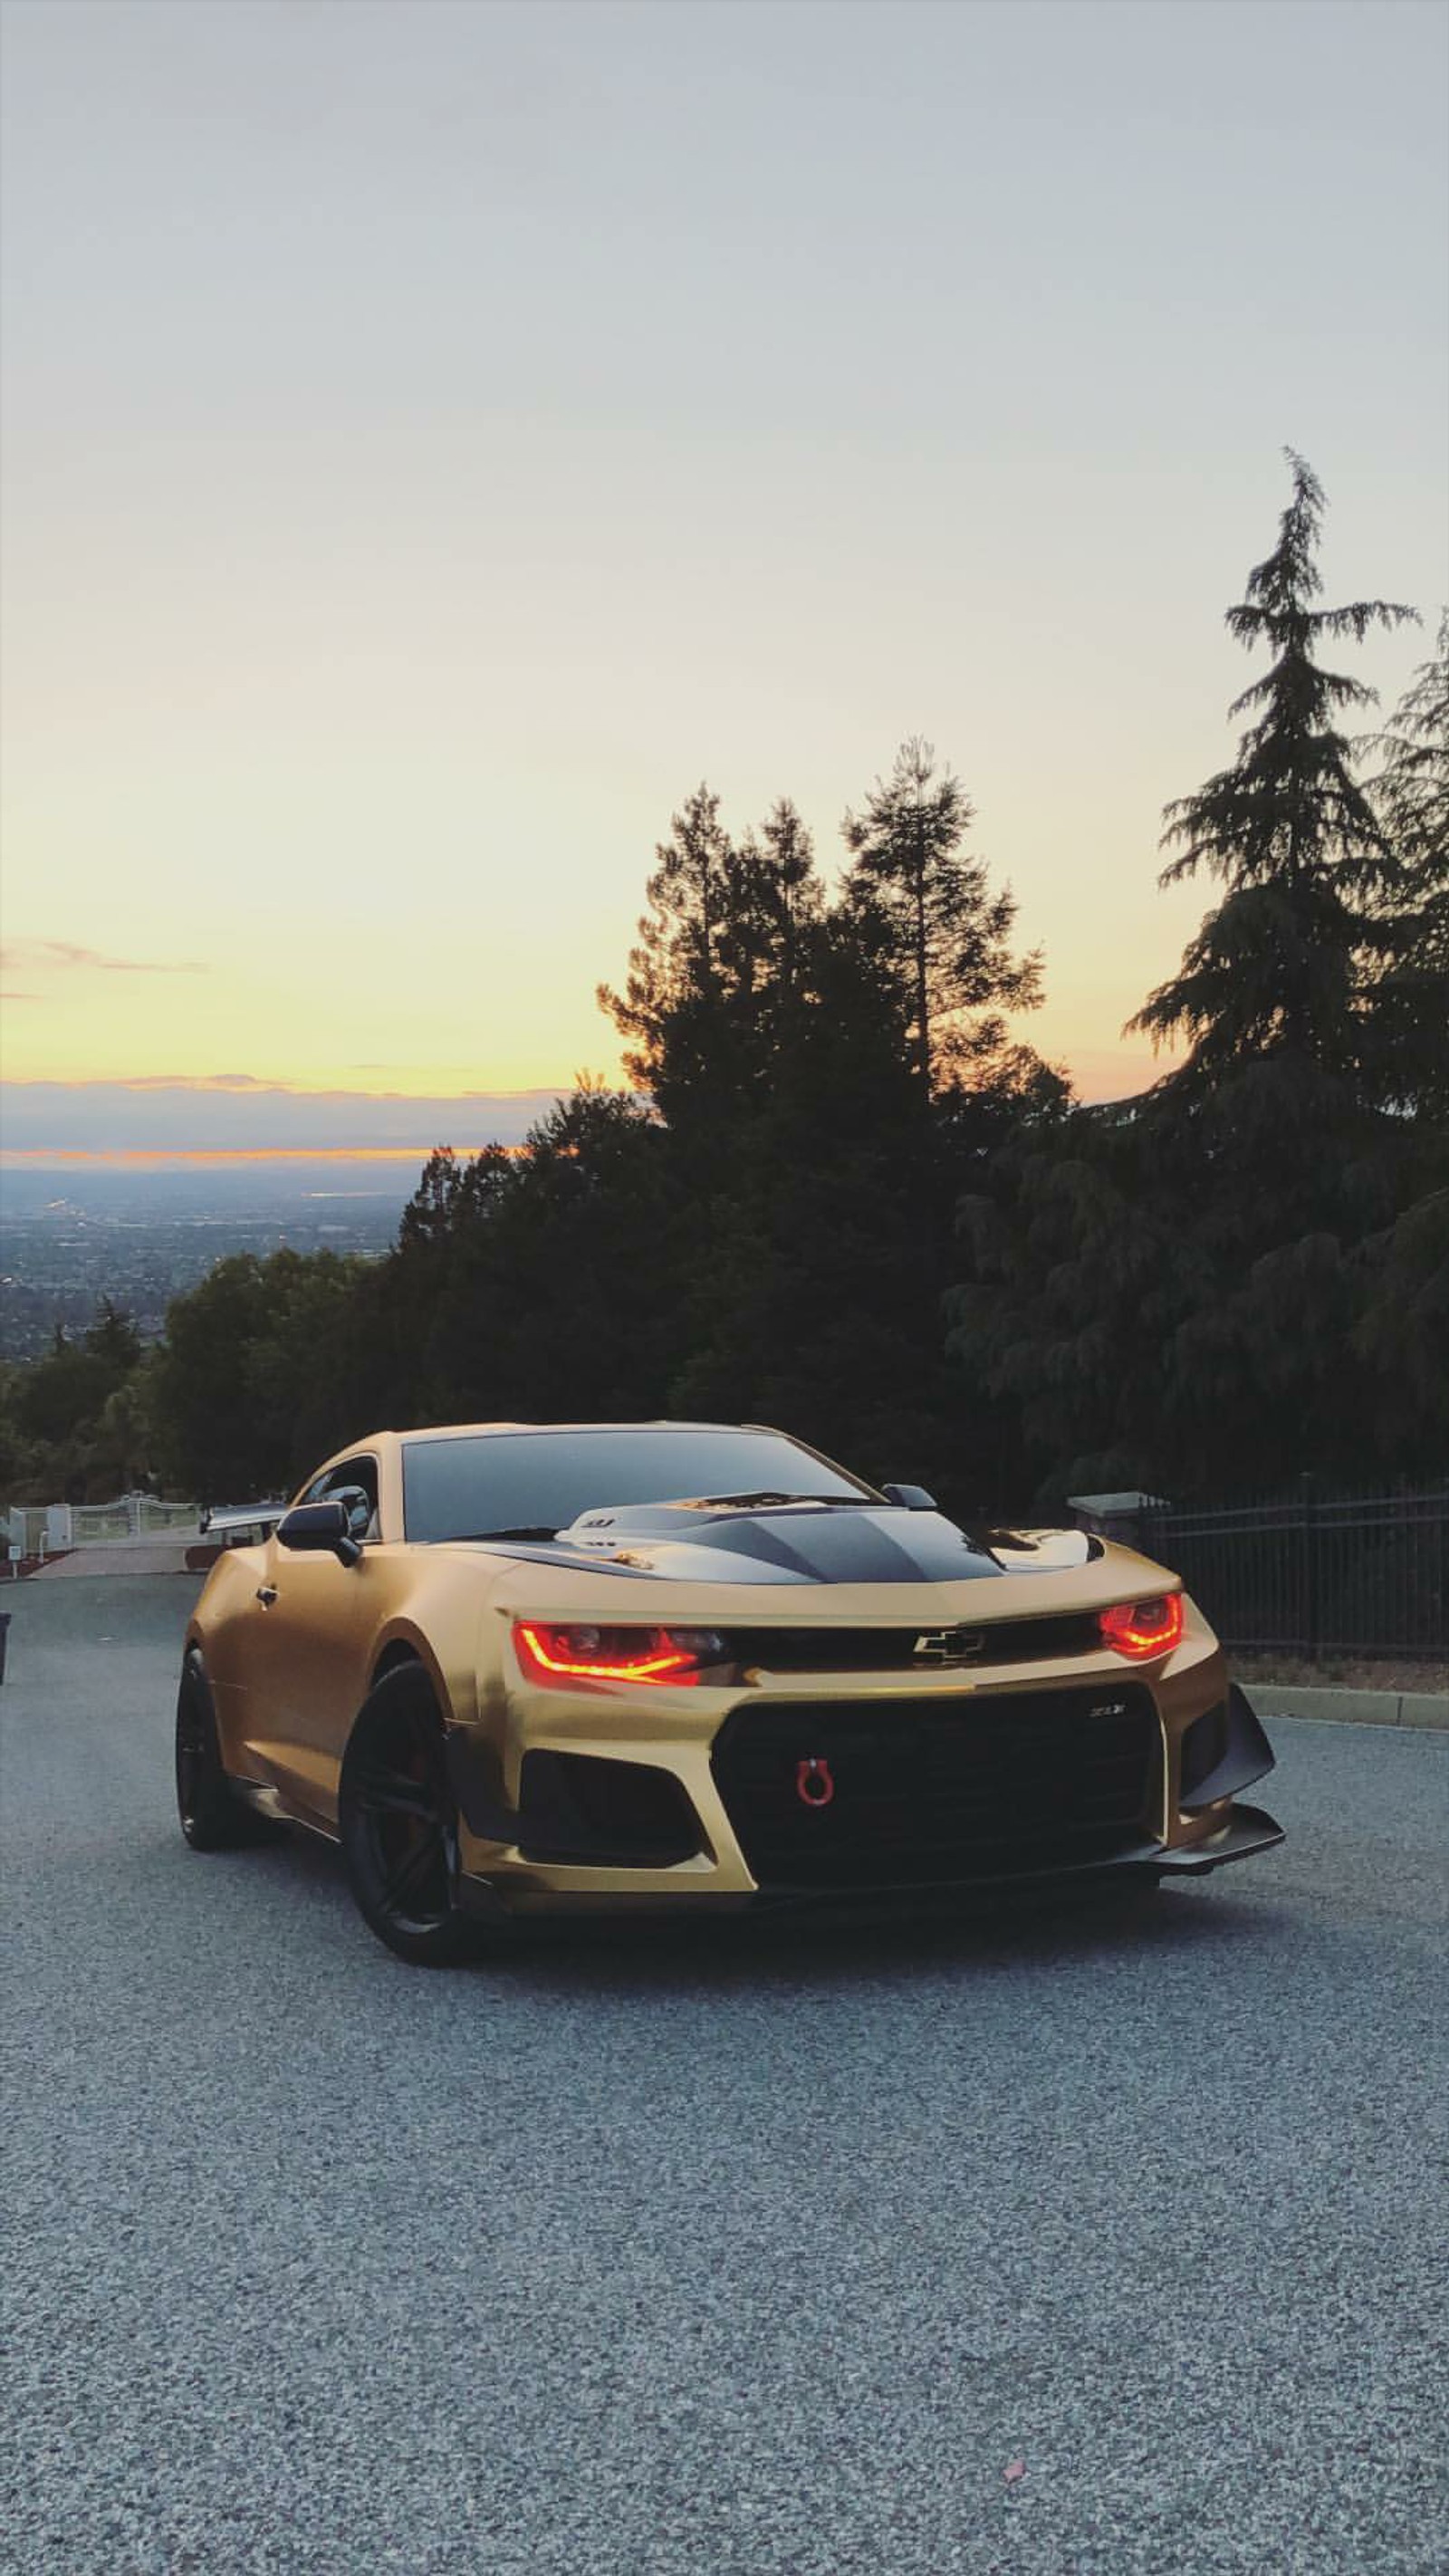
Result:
[666, 897, 940, 1472]
[598, 785, 840, 1140]
[840, 736, 1041, 1097]
[1128, 452, 1415, 1090]
[1367, 611, 1449, 900]
[597, 784, 736, 1115]
[85, 1298, 142, 1376]
[1363, 614, 1449, 1110]
[724, 797, 825, 1043]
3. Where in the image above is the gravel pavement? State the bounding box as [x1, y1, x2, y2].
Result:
[3, 1576, 1447, 2576]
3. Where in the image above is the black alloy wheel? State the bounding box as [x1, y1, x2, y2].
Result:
[176, 1649, 268, 1850]
[340, 1665, 481, 1966]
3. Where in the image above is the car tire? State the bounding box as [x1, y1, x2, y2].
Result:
[176, 1648, 270, 1850]
[339, 1664, 482, 1966]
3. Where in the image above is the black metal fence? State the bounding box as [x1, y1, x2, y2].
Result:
[1136, 1481, 1448, 1664]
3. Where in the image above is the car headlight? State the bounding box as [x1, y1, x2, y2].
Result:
[513, 1622, 728, 1687]
[1099, 1595, 1185, 1659]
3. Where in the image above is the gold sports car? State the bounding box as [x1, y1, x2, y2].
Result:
[176, 1419, 1283, 1963]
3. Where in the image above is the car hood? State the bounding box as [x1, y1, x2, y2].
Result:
[464, 1501, 1102, 1589]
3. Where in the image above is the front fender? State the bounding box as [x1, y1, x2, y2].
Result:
[357, 1547, 511, 1737]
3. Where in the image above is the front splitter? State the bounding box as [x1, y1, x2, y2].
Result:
[456, 1801, 1284, 1918]
[1151, 1802, 1284, 1872]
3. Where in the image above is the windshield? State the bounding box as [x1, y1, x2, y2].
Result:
[401, 1427, 875, 1544]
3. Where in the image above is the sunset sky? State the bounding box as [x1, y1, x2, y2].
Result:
[2, 0, 1445, 1158]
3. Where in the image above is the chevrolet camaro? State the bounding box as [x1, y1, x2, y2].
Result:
[175, 1419, 1283, 1962]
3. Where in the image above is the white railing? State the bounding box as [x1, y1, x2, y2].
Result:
[5, 1496, 203, 1554]
[70, 1504, 132, 1543]
[137, 1500, 200, 1533]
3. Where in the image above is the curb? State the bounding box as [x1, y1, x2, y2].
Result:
[1253, 1684, 1448, 1731]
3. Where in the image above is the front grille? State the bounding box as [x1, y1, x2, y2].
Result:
[726, 1614, 1099, 1674]
[710, 1685, 1158, 1889]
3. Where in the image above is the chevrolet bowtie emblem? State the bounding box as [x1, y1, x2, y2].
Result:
[913, 1626, 985, 1664]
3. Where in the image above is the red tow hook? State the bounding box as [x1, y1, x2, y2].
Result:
[795, 1756, 836, 1808]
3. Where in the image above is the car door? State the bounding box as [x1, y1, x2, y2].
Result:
[239, 1458, 383, 1828]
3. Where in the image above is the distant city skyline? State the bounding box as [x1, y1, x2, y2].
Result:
[2, 0, 1444, 1149]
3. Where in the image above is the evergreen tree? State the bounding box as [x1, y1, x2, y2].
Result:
[597, 784, 738, 1119]
[1367, 611, 1449, 914]
[598, 785, 842, 1140]
[467, 1084, 678, 1424]
[723, 798, 826, 1062]
[1351, 1187, 1449, 1466]
[85, 1298, 142, 1376]
[93, 1370, 157, 1495]
[149, 1250, 366, 1496]
[840, 736, 1041, 1097]
[666, 899, 943, 1476]
[1363, 613, 1449, 1110]
[944, 1062, 1445, 1504]
[0, 1307, 154, 1505]
[366, 1091, 677, 1432]
[1128, 452, 1415, 1091]
[946, 460, 1442, 1504]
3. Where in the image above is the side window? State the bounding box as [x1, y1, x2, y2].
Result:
[301, 1457, 379, 1542]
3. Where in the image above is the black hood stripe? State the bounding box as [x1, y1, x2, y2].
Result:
[461, 1505, 1005, 1585]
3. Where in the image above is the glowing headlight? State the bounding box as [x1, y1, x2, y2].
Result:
[513, 1622, 726, 1687]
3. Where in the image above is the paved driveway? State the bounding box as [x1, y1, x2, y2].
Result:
[2, 1577, 1446, 2574]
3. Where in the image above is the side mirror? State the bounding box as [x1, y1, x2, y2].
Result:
[276, 1500, 362, 1567]
[880, 1482, 938, 1512]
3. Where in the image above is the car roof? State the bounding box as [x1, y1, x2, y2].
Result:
[388, 1419, 772, 1446]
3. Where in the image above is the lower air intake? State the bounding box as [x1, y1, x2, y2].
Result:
[518, 1751, 703, 1867]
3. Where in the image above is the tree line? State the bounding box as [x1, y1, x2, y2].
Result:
[4, 454, 1444, 1518]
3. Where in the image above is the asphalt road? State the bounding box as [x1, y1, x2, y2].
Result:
[3, 1577, 1447, 2576]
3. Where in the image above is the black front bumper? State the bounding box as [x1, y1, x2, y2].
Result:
[450, 1680, 1285, 1909]
[454, 1797, 1285, 1921]
[738, 1798, 1285, 1907]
